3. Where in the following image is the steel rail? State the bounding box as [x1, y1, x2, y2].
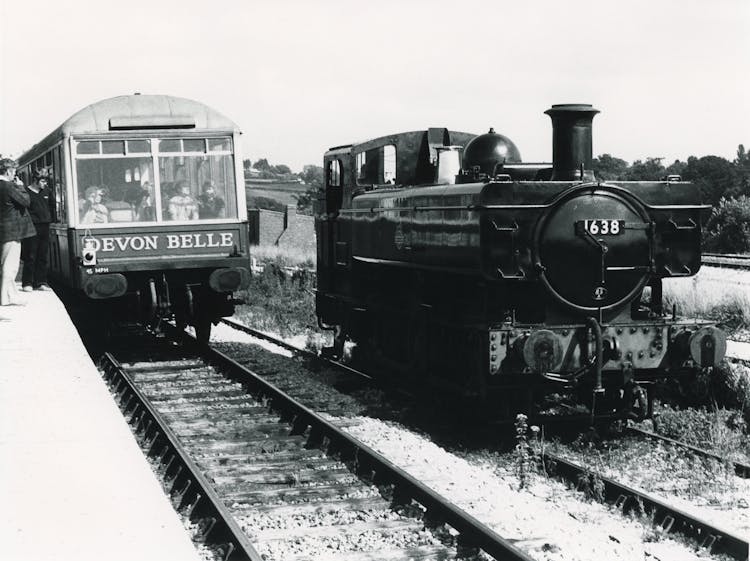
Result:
[171, 323, 536, 561]
[541, 452, 749, 560]
[218, 318, 748, 558]
[98, 353, 264, 561]
[220, 318, 371, 380]
[702, 253, 750, 270]
[627, 426, 750, 478]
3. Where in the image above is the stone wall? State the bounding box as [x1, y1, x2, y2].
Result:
[248, 205, 315, 253]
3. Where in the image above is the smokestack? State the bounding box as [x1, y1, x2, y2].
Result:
[545, 104, 599, 181]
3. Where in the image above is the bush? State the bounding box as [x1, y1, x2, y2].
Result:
[235, 263, 317, 338]
[247, 195, 286, 213]
[702, 196, 750, 253]
[652, 404, 748, 458]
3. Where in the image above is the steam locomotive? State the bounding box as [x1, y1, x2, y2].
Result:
[16, 94, 251, 341]
[315, 104, 726, 419]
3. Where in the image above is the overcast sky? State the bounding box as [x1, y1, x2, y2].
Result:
[1, 0, 747, 171]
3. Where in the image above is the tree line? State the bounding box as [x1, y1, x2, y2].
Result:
[593, 145, 750, 253]
[593, 145, 750, 208]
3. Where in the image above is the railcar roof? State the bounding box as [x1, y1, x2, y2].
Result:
[19, 94, 240, 163]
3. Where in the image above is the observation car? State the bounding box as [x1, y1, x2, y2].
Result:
[16, 94, 250, 341]
[315, 104, 726, 420]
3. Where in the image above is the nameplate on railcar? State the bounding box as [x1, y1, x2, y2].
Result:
[80, 231, 237, 253]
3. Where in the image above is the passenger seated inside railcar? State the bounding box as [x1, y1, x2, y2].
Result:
[167, 180, 199, 221]
[198, 180, 225, 218]
[124, 181, 155, 222]
[79, 186, 109, 223]
[103, 184, 133, 222]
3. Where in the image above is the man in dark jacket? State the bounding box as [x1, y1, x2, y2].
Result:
[0, 158, 36, 305]
[21, 172, 53, 291]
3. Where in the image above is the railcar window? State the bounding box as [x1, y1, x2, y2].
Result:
[75, 156, 156, 224]
[76, 141, 99, 155]
[53, 146, 65, 223]
[183, 139, 205, 153]
[102, 140, 124, 155]
[158, 139, 181, 153]
[158, 152, 237, 222]
[74, 136, 237, 224]
[127, 140, 150, 153]
[208, 138, 232, 152]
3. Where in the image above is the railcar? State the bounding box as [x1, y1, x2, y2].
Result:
[16, 94, 250, 341]
[315, 104, 726, 419]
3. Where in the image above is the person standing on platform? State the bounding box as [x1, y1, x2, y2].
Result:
[21, 172, 53, 291]
[0, 158, 36, 306]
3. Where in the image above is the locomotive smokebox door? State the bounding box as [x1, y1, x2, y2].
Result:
[534, 186, 652, 313]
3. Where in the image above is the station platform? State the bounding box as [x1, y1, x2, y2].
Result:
[0, 288, 201, 561]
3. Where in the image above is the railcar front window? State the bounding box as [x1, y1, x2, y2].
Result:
[75, 156, 156, 224]
[158, 152, 237, 222]
[74, 136, 237, 224]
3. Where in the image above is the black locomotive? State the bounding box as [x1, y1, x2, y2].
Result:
[315, 104, 726, 419]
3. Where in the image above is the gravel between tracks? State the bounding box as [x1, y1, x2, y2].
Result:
[209, 323, 729, 561]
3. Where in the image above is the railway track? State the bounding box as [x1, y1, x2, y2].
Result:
[217, 318, 750, 560]
[702, 253, 750, 270]
[100, 353, 262, 561]
[100, 327, 536, 561]
[627, 426, 750, 478]
[540, 452, 748, 560]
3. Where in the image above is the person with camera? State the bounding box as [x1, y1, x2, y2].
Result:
[0, 158, 36, 306]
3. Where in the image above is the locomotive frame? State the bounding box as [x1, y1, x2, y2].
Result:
[315, 105, 726, 420]
[16, 94, 251, 341]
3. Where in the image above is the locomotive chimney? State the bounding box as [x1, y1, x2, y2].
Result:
[545, 104, 599, 181]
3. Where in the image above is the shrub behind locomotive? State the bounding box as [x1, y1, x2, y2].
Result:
[315, 105, 726, 419]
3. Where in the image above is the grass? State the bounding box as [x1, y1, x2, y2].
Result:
[651, 403, 749, 462]
[250, 244, 315, 269]
[663, 270, 750, 333]
[234, 244, 319, 339]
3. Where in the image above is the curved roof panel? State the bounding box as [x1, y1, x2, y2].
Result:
[60, 94, 240, 134]
[19, 94, 240, 164]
